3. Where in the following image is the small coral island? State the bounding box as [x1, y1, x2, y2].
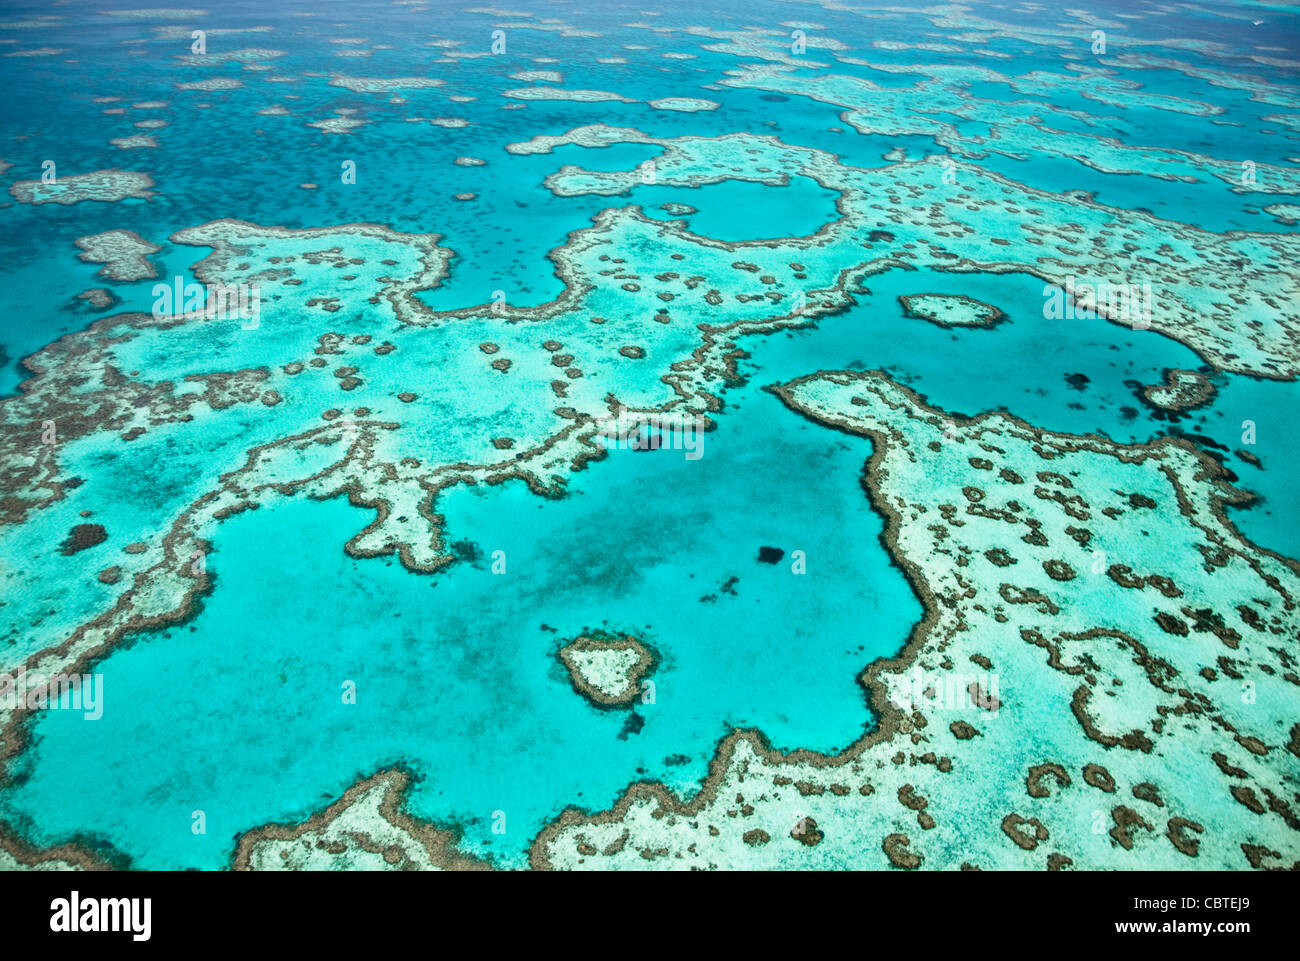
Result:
[557, 632, 655, 708]
[899, 293, 1006, 329]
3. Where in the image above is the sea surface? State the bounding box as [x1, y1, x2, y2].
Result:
[0, 0, 1297, 868]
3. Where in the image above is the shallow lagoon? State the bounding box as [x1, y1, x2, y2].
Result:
[1, 342, 921, 868]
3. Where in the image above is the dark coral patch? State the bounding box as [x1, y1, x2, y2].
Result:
[60, 523, 107, 555]
[1043, 559, 1076, 581]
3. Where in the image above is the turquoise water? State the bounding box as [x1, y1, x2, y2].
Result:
[637, 177, 841, 241]
[0, 0, 1297, 868]
[5, 363, 920, 868]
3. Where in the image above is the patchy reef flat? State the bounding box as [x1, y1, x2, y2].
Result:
[535, 370, 1300, 869]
